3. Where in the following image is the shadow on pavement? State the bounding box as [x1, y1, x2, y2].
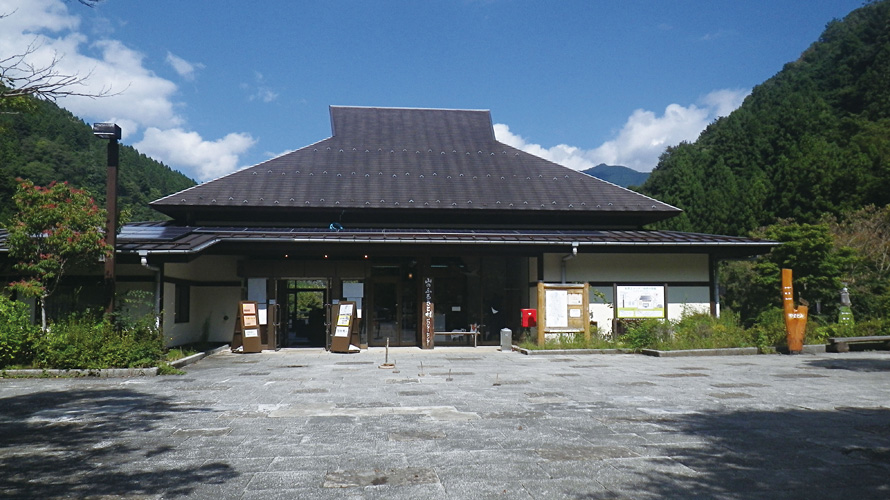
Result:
[580, 407, 890, 499]
[806, 357, 890, 372]
[0, 388, 234, 499]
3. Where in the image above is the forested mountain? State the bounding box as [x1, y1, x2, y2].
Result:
[640, 0, 890, 236]
[0, 97, 195, 223]
[581, 164, 649, 188]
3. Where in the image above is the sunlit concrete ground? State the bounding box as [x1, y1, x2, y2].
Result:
[2, 346, 889, 499]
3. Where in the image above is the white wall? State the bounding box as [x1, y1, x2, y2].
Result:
[162, 255, 242, 346]
[544, 253, 709, 282]
[536, 252, 712, 336]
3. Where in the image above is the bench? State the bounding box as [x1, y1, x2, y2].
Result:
[434, 331, 479, 347]
[827, 335, 890, 353]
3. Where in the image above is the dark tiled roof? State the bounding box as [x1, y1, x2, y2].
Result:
[151, 106, 679, 226]
[113, 222, 775, 258]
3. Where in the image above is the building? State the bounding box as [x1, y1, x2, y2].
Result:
[7, 106, 776, 348]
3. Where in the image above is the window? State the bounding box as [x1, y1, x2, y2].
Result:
[175, 283, 190, 323]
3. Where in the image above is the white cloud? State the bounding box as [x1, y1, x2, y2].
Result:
[165, 51, 203, 81]
[0, 0, 255, 179]
[135, 128, 256, 182]
[242, 71, 279, 103]
[494, 88, 750, 172]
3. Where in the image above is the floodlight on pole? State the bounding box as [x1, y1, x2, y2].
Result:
[93, 122, 121, 316]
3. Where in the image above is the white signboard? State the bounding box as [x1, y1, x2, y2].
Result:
[617, 285, 666, 318]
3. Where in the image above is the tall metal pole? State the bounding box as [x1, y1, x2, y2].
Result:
[104, 137, 119, 316]
[93, 123, 121, 317]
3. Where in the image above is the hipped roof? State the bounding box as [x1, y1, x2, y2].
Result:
[151, 106, 680, 227]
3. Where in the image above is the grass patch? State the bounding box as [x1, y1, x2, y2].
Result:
[157, 362, 186, 375]
[165, 346, 198, 362]
[519, 329, 620, 351]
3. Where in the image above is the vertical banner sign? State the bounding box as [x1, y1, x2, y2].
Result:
[782, 268, 808, 354]
[421, 277, 435, 349]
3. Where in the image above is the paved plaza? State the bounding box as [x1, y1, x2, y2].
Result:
[1, 347, 889, 499]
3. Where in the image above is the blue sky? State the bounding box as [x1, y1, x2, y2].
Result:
[0, 0, 866, 181]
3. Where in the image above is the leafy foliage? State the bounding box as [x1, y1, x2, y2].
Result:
[823, 205, 890, 317]
[31, 313, 164, 369]
[0, 294, 40, 368]
[640, 0, 890, 236]
[721, 212, 890, 326]
[5, 180, 110, 328]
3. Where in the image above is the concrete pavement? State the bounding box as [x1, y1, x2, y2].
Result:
[2, 347, 889, 499]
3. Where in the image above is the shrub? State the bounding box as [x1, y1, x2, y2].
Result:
[814, 318, 887, 341]
[620, 319, 671, 350]
[0, 294, 40, 368]
[748, 308, 787, 350]
[670, 311, 753, 350]
[33, 313, 164, 369]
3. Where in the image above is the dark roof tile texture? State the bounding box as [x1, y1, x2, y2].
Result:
[151, 106, 678, 222]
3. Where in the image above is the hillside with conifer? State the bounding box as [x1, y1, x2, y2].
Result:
[640, 0, 890, 236]
[0, 97, 195, 223]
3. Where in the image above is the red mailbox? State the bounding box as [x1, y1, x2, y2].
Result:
[521, 308, 537, 327]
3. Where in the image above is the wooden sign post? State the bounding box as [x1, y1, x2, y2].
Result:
[331, 301, 357, 353]
[782, 269, 808, 354]
[235, 301, 262, 353]
[421, 277, 435, 349]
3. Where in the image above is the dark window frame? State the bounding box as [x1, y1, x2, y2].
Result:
[175, 283, 190, 323]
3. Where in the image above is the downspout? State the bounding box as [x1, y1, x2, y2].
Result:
[560, 243, 579, 284]
[139, 251, 162, 327]
[709, 254, 720, 317]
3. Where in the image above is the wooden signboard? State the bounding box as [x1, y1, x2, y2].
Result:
[782, 269, 808, 354]
[330, 301, 357, 353]
[234, 301, 262, 353]
[536, 282, 590, 346]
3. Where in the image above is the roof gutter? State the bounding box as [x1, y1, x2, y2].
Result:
[138, 251, 162, 323]
[120, 236, 775, 255]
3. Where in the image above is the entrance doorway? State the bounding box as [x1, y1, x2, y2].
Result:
[280, 279, 328, 347]
[368, 277, 417, 347]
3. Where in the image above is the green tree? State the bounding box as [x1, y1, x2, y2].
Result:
[823, 205, 890, 318]
[4, 179, 110, 329]
[639, 0, 890, 235]
[722, 221, 857, 325]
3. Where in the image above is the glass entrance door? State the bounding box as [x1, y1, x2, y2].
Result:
[369, 278, 417, 346]
[280, 279, 328, 347]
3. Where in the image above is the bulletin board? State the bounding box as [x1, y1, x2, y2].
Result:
[536, 282, 590, 346]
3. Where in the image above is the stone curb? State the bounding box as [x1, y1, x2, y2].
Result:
[777, 344, 827, 355]
[1, 367, 159, 378]
[641, 347, 760, 357]
[513, 345, 636, 355]
[169, 344, 230, 368]
[0, 344, 230, 378]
